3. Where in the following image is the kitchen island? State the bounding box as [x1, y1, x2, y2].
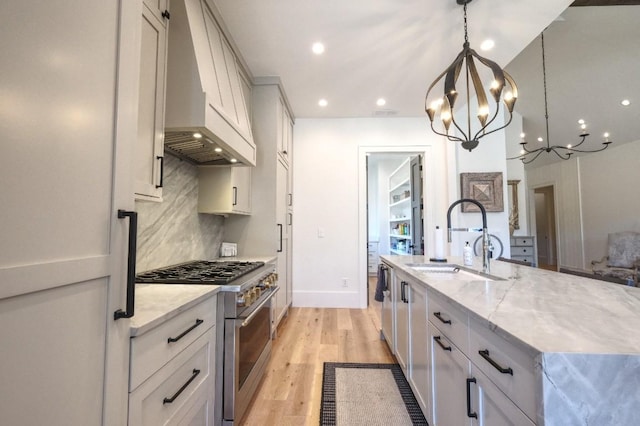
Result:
[380, 255, 640, 426]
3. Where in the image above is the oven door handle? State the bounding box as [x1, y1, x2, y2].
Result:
[239, 287, 280, 328]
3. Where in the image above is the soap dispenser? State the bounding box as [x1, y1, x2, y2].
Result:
[463, 241, 473, 266]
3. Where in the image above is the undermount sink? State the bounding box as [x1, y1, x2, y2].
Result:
[407, 263, 503, 282]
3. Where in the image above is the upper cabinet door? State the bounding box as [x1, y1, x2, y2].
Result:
[135, 3, 169, 201]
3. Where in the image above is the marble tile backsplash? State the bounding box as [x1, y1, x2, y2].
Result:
[135, 154, 224, 272]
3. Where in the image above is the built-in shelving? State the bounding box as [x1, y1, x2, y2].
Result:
[388, 158, 413, 255]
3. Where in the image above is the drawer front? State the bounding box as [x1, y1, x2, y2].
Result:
[130, 296, 216, 390]
[428, 291, 469, 353]
[511, 246, 533, 256]
[469, 321, 536, 421]
[511, 255, 534, 264]
[129, 327, 215, 426]
[511, 237, 533, 247]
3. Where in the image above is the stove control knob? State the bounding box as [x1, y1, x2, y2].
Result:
[254, 287, 261, 298]
[236, 293, 246, 307]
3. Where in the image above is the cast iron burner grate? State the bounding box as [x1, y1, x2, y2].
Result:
[136, 260, 265, 285]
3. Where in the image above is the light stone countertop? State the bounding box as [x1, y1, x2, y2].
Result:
[380, 254, 640, 356]
[130, 284, 221, 337]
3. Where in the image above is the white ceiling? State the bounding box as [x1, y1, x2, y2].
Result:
[212, 0, 638, 165]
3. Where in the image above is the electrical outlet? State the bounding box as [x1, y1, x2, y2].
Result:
[342, 278, 348, 287]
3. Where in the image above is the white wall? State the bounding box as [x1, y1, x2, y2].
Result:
[292, 118, 447, 308]
[291, 115, 512, 308]
[525, 139, 640, 270]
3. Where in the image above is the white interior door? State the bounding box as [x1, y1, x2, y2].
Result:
[0, 1, 137, 424]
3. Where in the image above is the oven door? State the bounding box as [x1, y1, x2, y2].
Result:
[223, 286, 279, 424]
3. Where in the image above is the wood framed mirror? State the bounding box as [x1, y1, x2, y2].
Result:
[508, 179, 520, 235]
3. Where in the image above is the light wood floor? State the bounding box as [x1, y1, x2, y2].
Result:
[239, 277, 392, 425]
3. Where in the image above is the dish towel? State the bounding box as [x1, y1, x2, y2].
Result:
[374, 264, 387, 302]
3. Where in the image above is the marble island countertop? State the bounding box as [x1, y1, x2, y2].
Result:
[381, 255, 640, 356]
[130, 284, 221, 337]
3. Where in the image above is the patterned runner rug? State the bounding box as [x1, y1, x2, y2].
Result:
[320, 362, 428, 425]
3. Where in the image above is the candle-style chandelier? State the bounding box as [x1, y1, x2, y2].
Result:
[508, 32, 612, 164]
[425, 0, 518, 152]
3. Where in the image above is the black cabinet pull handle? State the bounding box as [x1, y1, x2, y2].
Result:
[277, 224, 283, 252]
[466, 378, 478, 418]
[288, 193, 292, 206]
[156, 156, 164, 188]
[288, 212, 292, 226]
[163, 369, 200, 404]
[478, 349, 513, 375]
[167, 319, 204, 343]
[433, 311, 452, 325]
[232, 186, 238, 206]
[400, 281, 406, 303]
[161, 10, 170, 20]
[114, 210, 137, 320]
[433, 335, 452, 352]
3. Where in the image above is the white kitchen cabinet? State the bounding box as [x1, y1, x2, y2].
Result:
[395, 274, 411, 374]
[509, 236, 537, 266]
[408, 281, 430, 417]
[224, 80, 295, 329]
[198, 166, 252, 215]
[135, 0, 169, 201]
[0, 1, 136, 424]
[380, 262, 396, 352]
[278, 97, 294, 165]
[429, 323, 471, 426]
[426, 286, 536, 425]
[128, 326, 216, 426]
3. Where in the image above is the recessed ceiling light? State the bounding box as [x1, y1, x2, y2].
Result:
[538, 137, 543, 142]
[193, 132, 203, 139]
[621, 99, 631, 106]
[214, 147, 222, 153]
[578, 119, 585, 124]
[230, 158, 238, 163]
[376, 98, 386, 107]
[318, 99, 328, 107]
[312, 42, 325, 55]
[480, 39, 495, 51]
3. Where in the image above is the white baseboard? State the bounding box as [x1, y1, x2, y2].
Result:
[292, 290, 362, 308]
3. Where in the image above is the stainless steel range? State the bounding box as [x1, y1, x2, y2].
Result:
[136, 259, 278, 425]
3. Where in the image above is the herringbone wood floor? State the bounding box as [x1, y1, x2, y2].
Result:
[239, 278, 393, 425]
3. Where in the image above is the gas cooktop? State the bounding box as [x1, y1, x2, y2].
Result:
[136, 260, 265, 285]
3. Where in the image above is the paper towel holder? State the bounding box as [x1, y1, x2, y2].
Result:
[430, 225, 447, 262]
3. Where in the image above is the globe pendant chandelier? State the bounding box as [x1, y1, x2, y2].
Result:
[425, 0, 518, 152]
[508, 32, 612, 164]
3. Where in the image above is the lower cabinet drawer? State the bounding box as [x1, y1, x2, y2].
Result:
[511, 246, 533, 256]
[428, 290, 469, 353]
[469, 321, 536, 421]
[511, 255, 534, 264]
[130, 296, 216, 390]
[128, 326, 215, 426]
[511, 237, 533, 247]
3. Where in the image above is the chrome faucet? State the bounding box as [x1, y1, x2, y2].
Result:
[446, 198, 490, 273]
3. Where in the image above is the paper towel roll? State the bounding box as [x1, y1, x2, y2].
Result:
[434, 226, 445, 260]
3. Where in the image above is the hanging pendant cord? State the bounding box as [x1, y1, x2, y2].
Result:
[541, 33, 551, 149]
[463, 3, 469, 44]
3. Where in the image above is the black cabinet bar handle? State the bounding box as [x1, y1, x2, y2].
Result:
[167, 319, 204, 343]
[114, 210, 137, 320]
[466, 378, 478, 419]
[277, 224, 283, 252]
[288, 193, 293, 206]
[288, 212, 292, 226]
[156, 156, 164, 188]
[232, 186, 237, 206]
[478, 349, 514, 375]
[433, 335, 452, 352]
[400, 281, 406, 303]
[433, 311, 452, 325]
[163, 369, 200, 404]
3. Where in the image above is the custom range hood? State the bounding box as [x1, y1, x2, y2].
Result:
[164, 0, 256, 166]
